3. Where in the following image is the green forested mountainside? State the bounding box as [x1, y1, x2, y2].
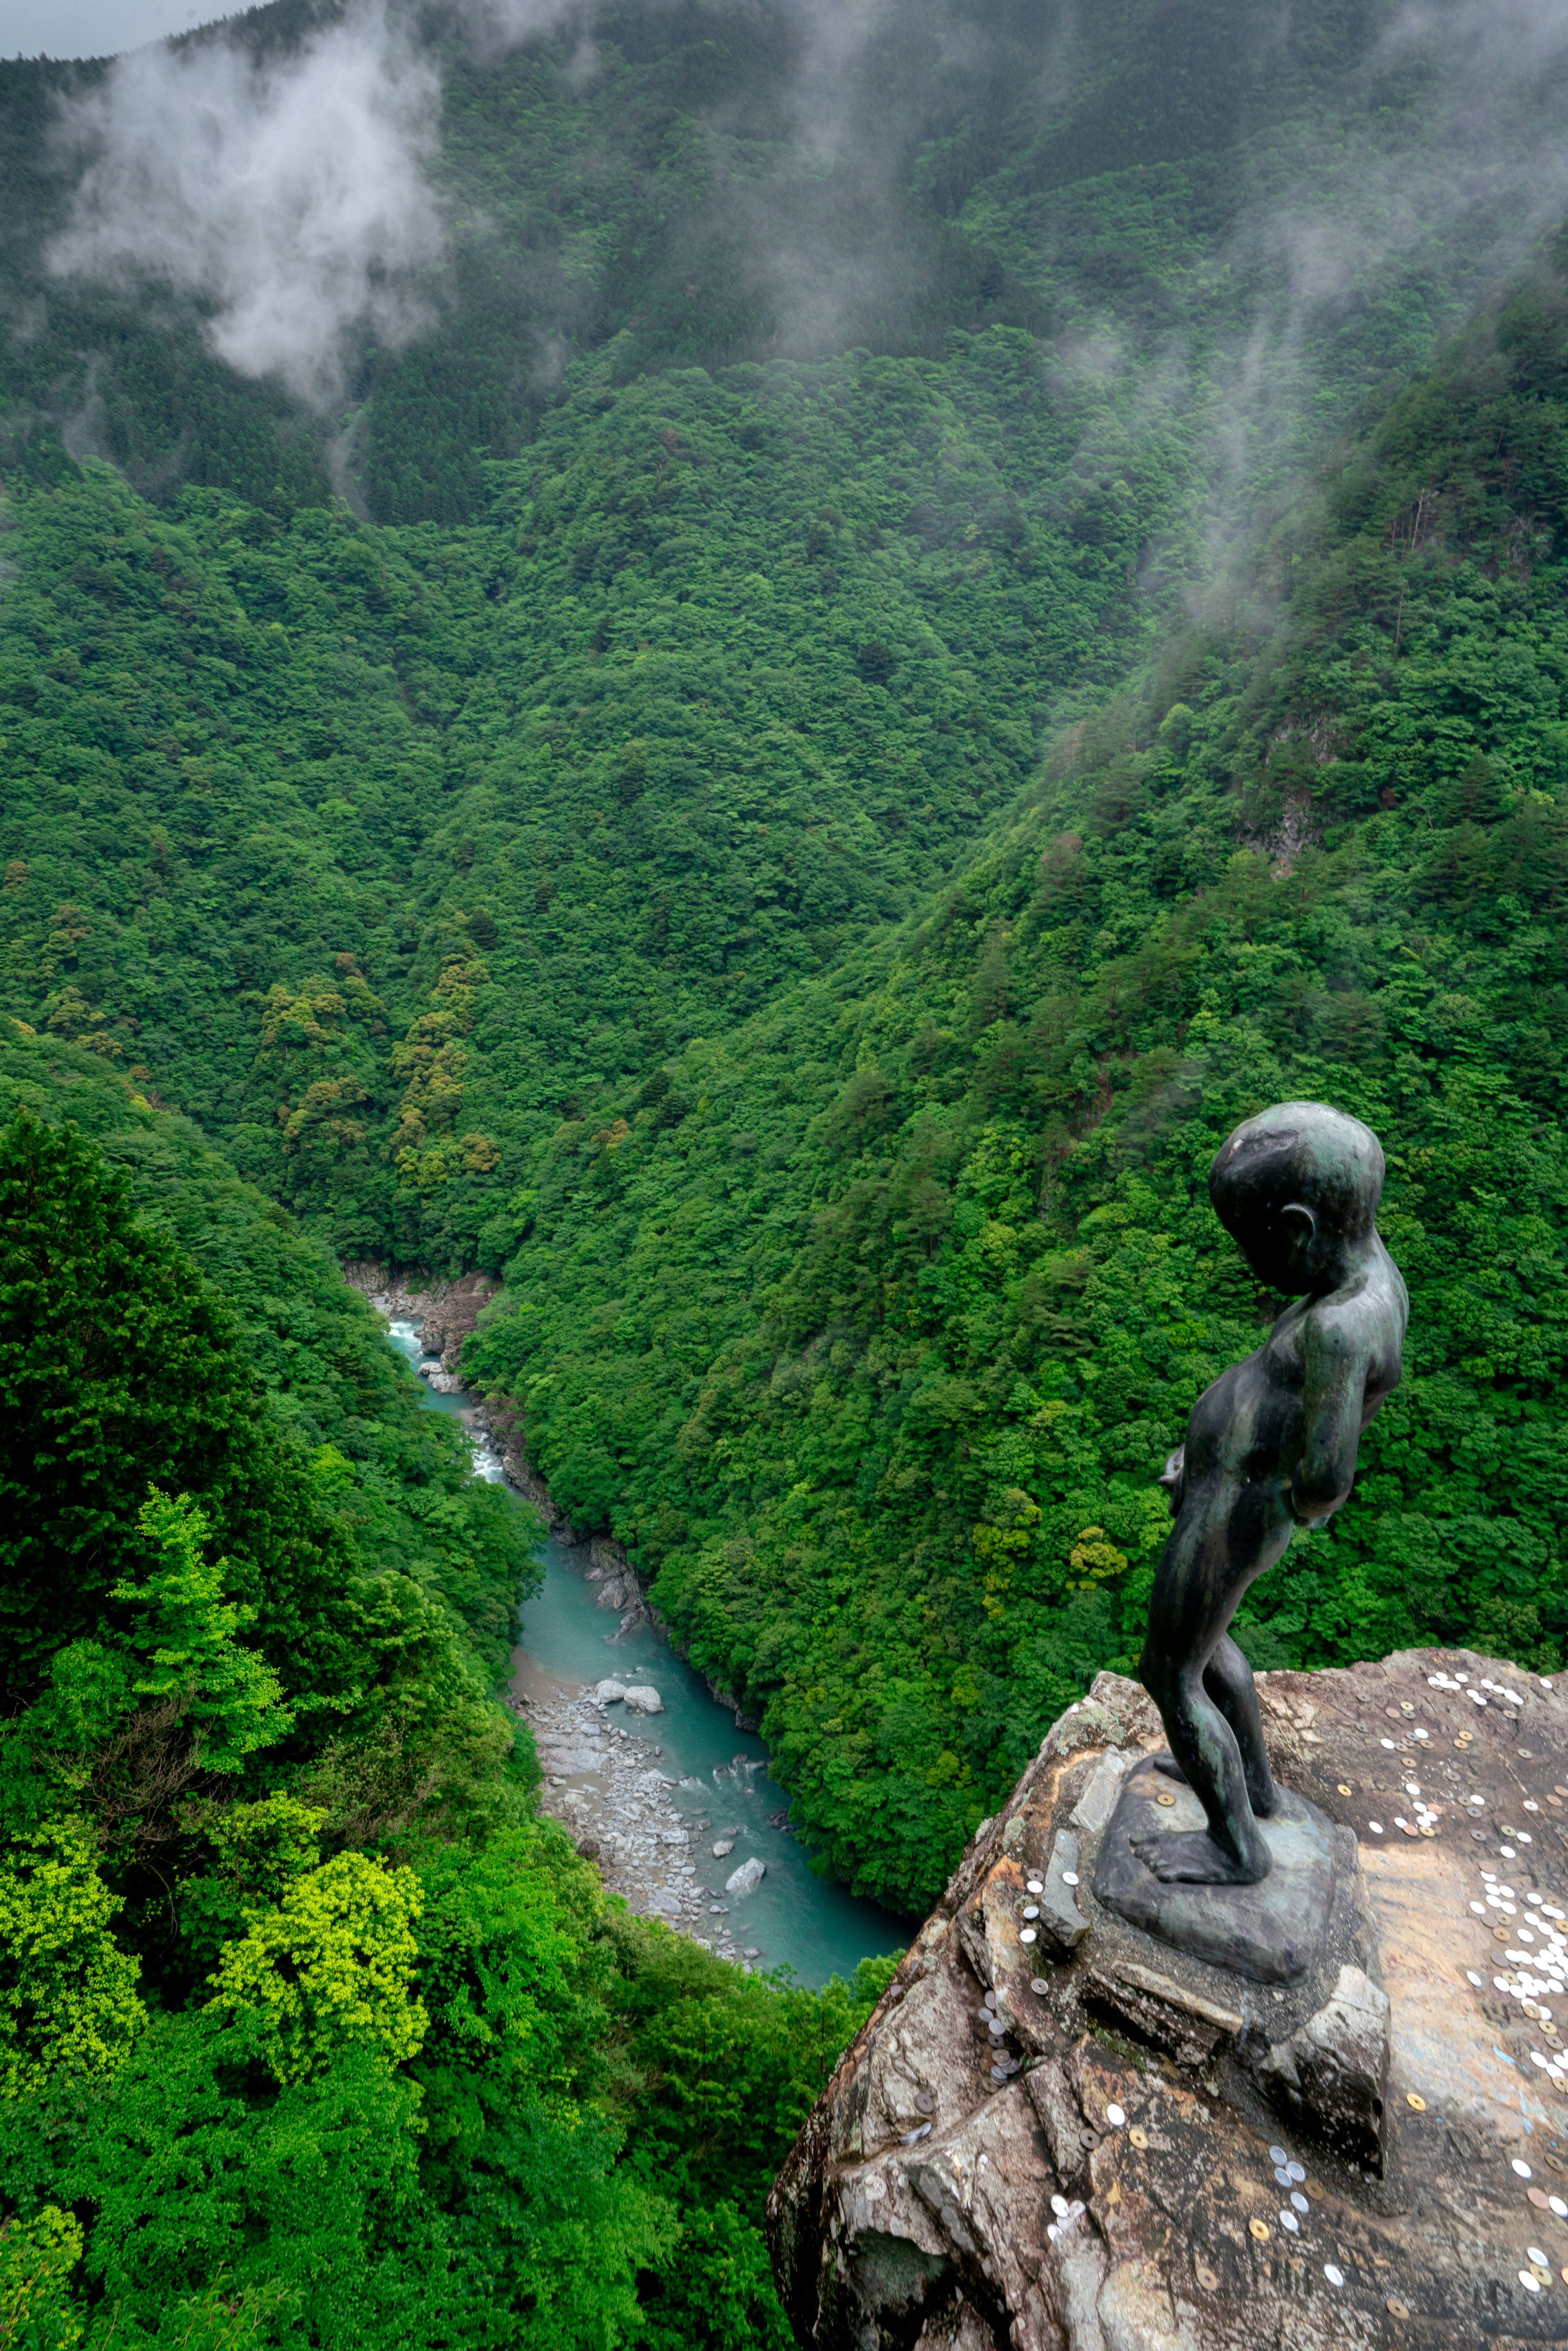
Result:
[9, 200, 1568, 1921]
[465, 241, 1568, 1907]
[0, 330, 1179, 1262]
[0, 1026, 539, 1819]
[0, 1087, 892, 2348]
[0, 0, 1439, 526]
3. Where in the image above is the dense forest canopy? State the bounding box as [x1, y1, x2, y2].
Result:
[7, 0, 1568, 2338]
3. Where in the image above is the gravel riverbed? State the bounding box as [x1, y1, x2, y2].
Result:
[511, 1675, 762, 1968]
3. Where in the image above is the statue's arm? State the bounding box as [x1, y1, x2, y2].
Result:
[1289, 1315, 1367, 1529]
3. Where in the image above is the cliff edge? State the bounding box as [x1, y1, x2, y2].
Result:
[768, 1650, 1568, 2349]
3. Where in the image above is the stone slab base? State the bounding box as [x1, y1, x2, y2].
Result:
[1094, 1772, 1338, 1985]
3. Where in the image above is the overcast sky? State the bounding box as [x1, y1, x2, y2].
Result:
[4, 0, 229, 60]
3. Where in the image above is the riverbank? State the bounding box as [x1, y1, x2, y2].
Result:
[514, 1665, 760, 1968]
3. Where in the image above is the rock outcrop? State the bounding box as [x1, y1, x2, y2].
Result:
[768, 1648, 1568, 2349]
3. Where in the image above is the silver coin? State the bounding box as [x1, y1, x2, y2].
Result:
[1325, 2264, 1344, 2288]
[1287, 2162, 1306, 2182]
[1274, 2166, 1292, 2186]
[1031, 1977, 1050, 1994]
[1269, 2146, 1289, 2165]
[1022, 1905, 1040, 1919]
[1280, 2211, 1300, 2235]
[1051, 2195, 1069, 2217]
[984, 1990, 998, 2009]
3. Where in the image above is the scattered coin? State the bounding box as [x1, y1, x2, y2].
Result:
[1020, 1928, 1037, 1945]
[1287, 2161, 1305, 2182]
[1324, 2264, 1344, 2287]
[1337, 1783, 1352, 1795]
[1387, 2297, 1410, 2318]
[1031, 1978, 1050, 1994]
[1105, 2104, 1125, 2126]
[1051, 2195, 1069, 2217]
[1062, 1871, 1079, 1886]
[1291, 2191, 1309, 2213]
[1155, 1793, 1176, 1808]
[1268, 2145, 1289, 2164]
[1520, 2272, 1543, 2295]
[1129, 2126, 1149, 2149]
[1025, 1880, 1043, 1894]
[1514, 2159, 1535, 2179]
[1385, 1707, 1402, 1719]
[1407, 2094, 1427, 2112]
[1195, 2262, 1218, 2291]
[1249, 2219, 1270, 2243]
[1528, 2186, 1550, 2209]
[1401, 1824, 1419, 1838]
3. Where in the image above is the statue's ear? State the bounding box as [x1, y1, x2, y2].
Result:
[1280, 1202, 1317, 1250]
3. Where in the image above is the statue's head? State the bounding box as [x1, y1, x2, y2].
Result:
[1209, 1101, 1384, 1293]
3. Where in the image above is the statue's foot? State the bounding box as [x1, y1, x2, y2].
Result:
[1129, 1827, 1272, 1886]
[1151, 1752, 1280, 1818]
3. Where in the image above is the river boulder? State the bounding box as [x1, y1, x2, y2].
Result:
[712, 1838, 735, 1858]
[623, 1685, 664, 1715]
[590, 1679, 627, 1707]
[725, 1857, 766, 1895]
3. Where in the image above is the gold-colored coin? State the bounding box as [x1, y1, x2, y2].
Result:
[1406, 2093, 1427, 2111]
[1497, 1927, 1513, 1941]
[1155, 1793, 1176, 1808]
[1249, 2218, 1270, 2242]
[1128, 2126, 1149, 2149]
[1387, 2298, 1410, 2319]
[1337, 1783, 1353, 1795]
[1419, 1825, 1437, 1837]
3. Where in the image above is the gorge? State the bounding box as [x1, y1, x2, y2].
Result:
[6, 0, 1568, 2343]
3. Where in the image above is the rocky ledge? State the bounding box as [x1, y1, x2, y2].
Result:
[768, 1648, 1568, 2349]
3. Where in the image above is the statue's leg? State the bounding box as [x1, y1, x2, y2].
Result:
[1132, 1478, 1279, 1886]
[1133, 1656, 1272, 1884]
[1204, 1632, 1278, 1818]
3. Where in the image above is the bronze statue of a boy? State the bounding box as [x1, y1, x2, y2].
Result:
[1134, 1102, 1407, 1887]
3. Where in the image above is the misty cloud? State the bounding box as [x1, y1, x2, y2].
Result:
[47, 5, 446, 405]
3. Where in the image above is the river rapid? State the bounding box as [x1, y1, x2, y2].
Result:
[386, 1319, 909, 1988]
